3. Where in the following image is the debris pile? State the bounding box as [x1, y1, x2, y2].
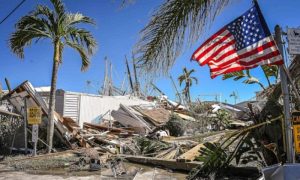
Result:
[0, 81, 270, 179]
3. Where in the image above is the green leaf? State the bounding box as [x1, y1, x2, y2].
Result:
[243, 77, 259, 84]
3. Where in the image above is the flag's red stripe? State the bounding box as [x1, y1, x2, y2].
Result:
[210, 59, 283, 78]
[195, 33, 233, 63]
[207, 49, 236, 66]
[239, 51, 281, 66]
[197, 39, 236, 66]
[208, 40, 277, 68]
[210, 51, 282, 72]
[191, 28, 226, 60]
[211, 66, 257, 79]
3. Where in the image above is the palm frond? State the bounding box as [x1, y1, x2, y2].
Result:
[65, 13, 95, 26]
[15, 15, 53, 37]
[50, 0, 65, 18]
[188, 69, 196, 76]
[191, 76, 198, 84]
[242, 77, 260, 84]
[66, 41, 90, 71]
[135, 0, 229, 75]
[66, 27, 97, 55]
[188, 115, 283, 179]
[10, 30, 49, 58]
[261, 65, 278, 78]
[178, 75, 185, 86]
[222, 71, 245, 80]
[31, 5, 56, 28]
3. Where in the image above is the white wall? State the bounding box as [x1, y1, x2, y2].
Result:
[78, 95, 153, 127]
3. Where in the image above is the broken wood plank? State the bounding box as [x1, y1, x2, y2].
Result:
[177, 132, 225, 161]
[132, 106, 170, 126]
[120, 104, 152, 131]
[121, 155, 202, 171]
[83, 122, 134, 135]
[177, 144, 204, 161]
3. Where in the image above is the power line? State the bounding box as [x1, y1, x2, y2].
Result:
[0, 0, 26, 25]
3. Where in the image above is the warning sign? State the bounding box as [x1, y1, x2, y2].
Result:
[288, 28, 300, 55]
[292, 111, 300, 154]
[27, 107, 42, 125]
[293, 124, 300, 154]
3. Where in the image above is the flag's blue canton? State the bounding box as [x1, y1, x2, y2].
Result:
[226, 6, 270, 51]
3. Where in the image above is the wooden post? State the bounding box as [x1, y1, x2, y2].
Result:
[32, 124, 38, 156]
[24, 97, 28, 154]
[275, 25, 294, 163]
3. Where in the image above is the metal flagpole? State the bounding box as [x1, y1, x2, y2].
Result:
[274, 25, 295, 163]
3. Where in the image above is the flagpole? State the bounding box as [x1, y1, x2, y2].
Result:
[274, 25, 295, 163]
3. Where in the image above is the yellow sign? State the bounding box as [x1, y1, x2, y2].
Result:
[27, 107, 42, 124]
[292, 111, 300, 124]
[293, 124, 300, 154]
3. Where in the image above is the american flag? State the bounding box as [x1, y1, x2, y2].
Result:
[191, 3, 283, 78]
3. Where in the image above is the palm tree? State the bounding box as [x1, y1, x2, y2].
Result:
[178, 67, 198, 103]
[135, 0, 230, 74]
[9, 0, 97, 153]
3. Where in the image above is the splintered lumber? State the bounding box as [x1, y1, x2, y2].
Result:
[121, 155, 202, 171]
[132, 106, 170, 126]
[1, 81, 72, 148]
[173, 112, 196, 122]
[178, 132, 225, 161]
[60, 116, 91, 148]
[111, 109, 147, 128]
[120, 104, 152, 131]
[0, 109, 22, 117]
[177, 144, 204, 161]
[83, 122, 134, 135]
[61, 117, 81, 132]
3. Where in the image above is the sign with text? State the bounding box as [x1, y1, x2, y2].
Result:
[27, 107, 42, 124]
[292, 111, 300, 153]
[293, 124, 300, 154]
[288, 28, 300, 55]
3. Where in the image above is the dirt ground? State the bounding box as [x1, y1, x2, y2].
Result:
[0, 163, 187, 180]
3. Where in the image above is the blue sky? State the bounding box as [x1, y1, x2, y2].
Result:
[0, 0, 299, 104]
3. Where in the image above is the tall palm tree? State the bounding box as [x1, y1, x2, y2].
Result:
[178, 67, 198, 103]
[9, 0, 97, 153]
[135, 0, 230, 74]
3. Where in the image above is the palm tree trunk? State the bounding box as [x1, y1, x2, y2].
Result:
[47, 41, 60, 153]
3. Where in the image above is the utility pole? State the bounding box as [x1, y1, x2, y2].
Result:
[132, 55, 140, 97]
[102, 57, 108, 95]
[125, 56, 134, 94]
[275, 25, 294, 163]
[5, 78, 11, 92]
[170, 75, 182, 104]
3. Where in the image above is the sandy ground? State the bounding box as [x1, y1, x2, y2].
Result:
[0, 163, 187, 180]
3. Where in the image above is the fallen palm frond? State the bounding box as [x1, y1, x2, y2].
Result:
[188, 115, 283, 179]
[135, 0, 229, 75]
[134, 136, 172, 155]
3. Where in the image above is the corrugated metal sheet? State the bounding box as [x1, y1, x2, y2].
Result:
[63, 93, 80, 122]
